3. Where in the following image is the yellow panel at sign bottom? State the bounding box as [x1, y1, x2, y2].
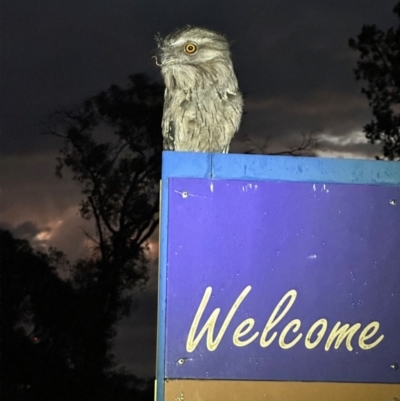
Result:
[164, 380, 400, 401]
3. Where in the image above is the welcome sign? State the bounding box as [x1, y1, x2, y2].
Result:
[156, 152, 400, 401]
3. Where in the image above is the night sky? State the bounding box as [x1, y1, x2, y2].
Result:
[1, 0, 397, 378]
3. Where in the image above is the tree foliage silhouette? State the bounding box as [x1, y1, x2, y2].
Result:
[49, 73, 163, 273]
[349, 2, 400, 160]
[29, 73, 164, 399]
[47, 73, 163, 291]
[1, 229, 155, 401]
[1, 230, 76, 400]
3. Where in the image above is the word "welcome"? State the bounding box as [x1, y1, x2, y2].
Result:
[186, 286, 384, 353]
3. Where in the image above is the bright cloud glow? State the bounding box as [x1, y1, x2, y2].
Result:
[315, 130, 382, 159]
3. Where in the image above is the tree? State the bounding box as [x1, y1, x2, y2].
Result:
[46, 73, 163, 288]
[48, 73, 163, 273]
[2, 74, 163, 399]
[0, 229, 154, 401]
[0, 229, 74, 400]
[42, 73, 163, 397]
[349, 2, 400, 160]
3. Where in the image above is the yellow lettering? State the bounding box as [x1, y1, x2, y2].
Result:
[279, 319, 302, 349]
[305, 319, 327, 349]
[260, 289, 297, 347]
[358, 322, 384, 350]
[233, 318, 259, 347]
[325, 322, 361, 351]
[186, 286, 385, 354]
[186, 286, 252, 352]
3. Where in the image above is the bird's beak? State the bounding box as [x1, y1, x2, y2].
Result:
[153, 44, 177, 68]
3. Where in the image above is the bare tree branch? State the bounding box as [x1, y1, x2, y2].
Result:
[241, 131, 319, 156]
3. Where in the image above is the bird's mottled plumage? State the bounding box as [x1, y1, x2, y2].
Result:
[155, 26, 243, 153]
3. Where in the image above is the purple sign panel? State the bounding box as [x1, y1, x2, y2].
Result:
[165, 178, 400, 383]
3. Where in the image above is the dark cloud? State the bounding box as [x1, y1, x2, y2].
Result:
[236, 90, 373, 151]
[316, 135, 383, 159]
[0, 153, 87, 259]
[0, 220, 47, 241]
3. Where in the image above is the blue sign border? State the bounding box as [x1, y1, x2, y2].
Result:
[156, 151, 400, 401]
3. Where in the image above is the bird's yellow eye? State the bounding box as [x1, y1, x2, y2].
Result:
[184, 43, 197, 54]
